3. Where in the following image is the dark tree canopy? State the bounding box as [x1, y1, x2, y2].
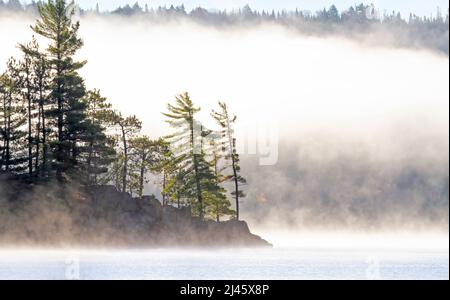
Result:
[0, 2, 448, 54]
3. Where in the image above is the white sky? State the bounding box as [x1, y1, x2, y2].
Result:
[20, 0, 450, 18]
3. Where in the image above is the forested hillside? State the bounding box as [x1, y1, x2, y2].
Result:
[0, 0, 449, 54]
[0, 0, 250, 230]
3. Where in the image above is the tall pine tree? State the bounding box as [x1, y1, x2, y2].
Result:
[206, 138, 234, 222]
[212, 101, 247, 220]
[83, 89, 116, 185]
[152, 138, 184, 207]
[163, 93, 222, 220]
[0, 59, 27, 174]
[128, 135, 155, 198]
[112, 113, 142, 192]
[31, 0, 88, 182]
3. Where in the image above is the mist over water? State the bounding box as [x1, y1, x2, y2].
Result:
[0, 13, 448, 239]
[1, 248, 448, 279]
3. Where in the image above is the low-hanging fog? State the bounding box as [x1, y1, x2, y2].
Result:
[1, 13, 448, 238]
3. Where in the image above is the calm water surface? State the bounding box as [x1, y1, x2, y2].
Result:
[0, 248, 448, 280]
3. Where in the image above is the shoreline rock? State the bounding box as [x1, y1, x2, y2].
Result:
[0, 182, 271, 248]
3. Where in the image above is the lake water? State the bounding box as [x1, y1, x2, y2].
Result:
[0, 248, 448, 280]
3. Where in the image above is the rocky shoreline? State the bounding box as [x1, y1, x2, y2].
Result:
[0, 182, 271, 248]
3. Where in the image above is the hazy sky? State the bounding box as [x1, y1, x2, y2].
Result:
[0, 10, 448, 231]
[20, 0, 449, 18]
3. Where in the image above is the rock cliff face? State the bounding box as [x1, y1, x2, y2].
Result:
[0, 181, 271, 248]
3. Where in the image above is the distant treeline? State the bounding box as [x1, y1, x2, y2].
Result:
[0, 0, 246, 223]
[1, 1, 449, 54]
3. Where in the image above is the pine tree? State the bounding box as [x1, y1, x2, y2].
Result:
[163, 93, 204, 218]
[6, 0, 22, 11]
[0, 72, 7, 171]
[128, 135, 155, 198]
[17, 39, 41, 177]
[211, 101, 247, 220]
[165, 169, 188, 208]
[31, 0, 88, 182]
[0, 59, 27, 174]
[28, 41, 51, 177]
[152, 138, 183, 207]
[112, 113, 142, 192]
[110, 151, 125, 191]
[83, 89, 116, 185]
[195, 130, 221, 220]
[205, 139, 234, 222]
[197, 124, 229, 220]
[163, 92, 222, 220]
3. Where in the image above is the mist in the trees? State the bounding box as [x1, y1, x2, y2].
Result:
[0, 1, 448, 241]
[0, 0, 448, 283]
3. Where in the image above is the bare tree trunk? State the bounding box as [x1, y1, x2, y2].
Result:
[213, 153, 221, 223]
[1, 96, 7, 171]
[232, 161, 240, 220]
[162, 170, 167, 206]
[41, 100, 47, 177]
[27, 102, 32, 176]
[56, 88, 63, 181]
[35, 105, 41, 174]
[216, 203, 220, 223]
[138, 151, 146, 198]
[226, 116, 240, 221]
[56, 31, 64, 182]
[93, 152, 98, 185]
[190, 117, 203, 220]
[5, 108, 11, 172]
[25, 67, 33, 177]
[86, 140, 94, 184]
[121, 126, 128, 193]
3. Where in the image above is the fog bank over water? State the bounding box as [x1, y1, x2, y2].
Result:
[1, 247, 448, 279]
[0, 14, 448, 232]
[253, 230, 450, 250]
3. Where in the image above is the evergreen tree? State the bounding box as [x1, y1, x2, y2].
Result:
[206, 139, 234, 222]
[0, 59, 27, 174]
[17, 39, 40, 177]
[163, 92, 221, 220]
[328, 5, 340, 23]
[112, 113, 142, 192]
[211, 101, 247, 220]
[128, 135, 155, 198]
[110, 151, 125, 191]
[0, 72, 7, 171]
[31, 0, 88, 182]
[6, 0, 22, 11]
[197, 124, 230, 221]
[164, 168, 188, 208]
[27, 40, 51, 177]
[163, 92, 205, 218]
[83, 89, 116, 185]
[152, 138, 183, 207]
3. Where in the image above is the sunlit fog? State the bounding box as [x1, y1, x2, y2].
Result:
[1, 12, 448, 239]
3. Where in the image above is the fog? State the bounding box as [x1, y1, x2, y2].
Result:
[0, 13, 448, 237]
